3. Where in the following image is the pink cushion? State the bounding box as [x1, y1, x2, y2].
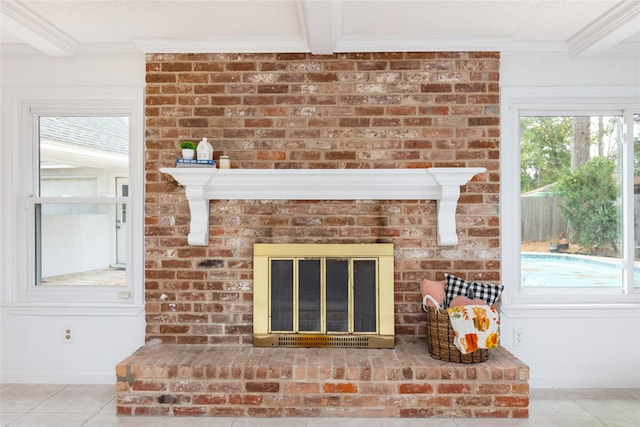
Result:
[420, 279, 446, 307]
[450, 295, 486, 307]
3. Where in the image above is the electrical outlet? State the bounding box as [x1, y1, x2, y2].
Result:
[513, 328, 525, 347]
[63, 327, 73, 344]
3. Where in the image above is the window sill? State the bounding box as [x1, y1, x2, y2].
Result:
[2, 303, 144, 316]
[501, 302, 640, 319]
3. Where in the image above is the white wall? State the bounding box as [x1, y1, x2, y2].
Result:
[0, 50, 146, 384]
[500, 48, 640, 388]
[501, 311, 640, 388]
[0, 312, 144, 383]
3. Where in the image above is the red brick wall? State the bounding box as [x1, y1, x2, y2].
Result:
[144, 52, 500, 345]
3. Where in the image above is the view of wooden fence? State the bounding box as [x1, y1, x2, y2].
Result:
[521, 196, 568, 242]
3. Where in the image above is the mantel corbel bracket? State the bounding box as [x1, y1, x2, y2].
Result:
[435, 185, 461, 246]
[429, 168, 477, 246]
[184, 185, 210, 246]
[159, 167, 486, 247]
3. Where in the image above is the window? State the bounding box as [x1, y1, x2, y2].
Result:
[501, 87, 639, 306]
[4, 88, 143, 309]
[36, 116, 129, 287]
[520, 115, 627, 288]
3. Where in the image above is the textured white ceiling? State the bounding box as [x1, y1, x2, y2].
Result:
[1, 0, 638, 56]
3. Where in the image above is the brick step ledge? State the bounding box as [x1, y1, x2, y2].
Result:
[116, 342, 529, 418]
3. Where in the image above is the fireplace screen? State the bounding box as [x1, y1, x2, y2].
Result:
[253, 244, 394, 348]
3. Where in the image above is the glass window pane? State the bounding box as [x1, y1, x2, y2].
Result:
[520, 115, 624, 288]
[298, 259, 321, 332]
[326, 259, 349, 332]
[39, 116, 129, 197]
[270, 260, 293, 331]
[36, 203, 126, 286]
[353, 260, 376, 332]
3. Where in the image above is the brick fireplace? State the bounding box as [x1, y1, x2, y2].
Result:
[116, 52, 528, 418]
[143, 52, 501, 345]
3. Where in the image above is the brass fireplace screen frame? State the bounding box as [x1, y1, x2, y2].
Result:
[253, 243, 395, 348]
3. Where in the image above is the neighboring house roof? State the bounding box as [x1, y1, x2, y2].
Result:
[39, 116, 128, 154]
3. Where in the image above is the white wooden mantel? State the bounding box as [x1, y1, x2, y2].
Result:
[159, 167, 486, 247]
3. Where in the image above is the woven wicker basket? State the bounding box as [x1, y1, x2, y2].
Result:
[424, 305, 489, 363]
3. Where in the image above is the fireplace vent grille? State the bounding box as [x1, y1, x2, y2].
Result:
[278, 335, 370, 348]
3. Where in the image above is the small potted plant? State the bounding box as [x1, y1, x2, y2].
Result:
[180, 141, 196, 160]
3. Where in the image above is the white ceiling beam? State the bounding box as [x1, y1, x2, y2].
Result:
[297, 0, 337, 54]
[567, 0, 640, 57]
[0, 0, 78, 56]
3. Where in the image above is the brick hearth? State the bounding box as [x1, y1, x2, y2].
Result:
[116, 343, 529, 418]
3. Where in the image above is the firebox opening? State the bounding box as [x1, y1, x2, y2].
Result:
[253, 244, 395, 348]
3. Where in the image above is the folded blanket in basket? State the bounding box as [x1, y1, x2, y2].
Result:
[445, 304, 500, 354]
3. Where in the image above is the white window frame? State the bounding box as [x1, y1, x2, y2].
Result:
[1, 87, 144, 314]
[501, 86, 640, 314]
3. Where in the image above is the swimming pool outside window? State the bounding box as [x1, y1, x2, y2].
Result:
[521, 253, 640, 288]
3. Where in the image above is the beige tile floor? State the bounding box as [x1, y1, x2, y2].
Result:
[1, 384, 638, 427]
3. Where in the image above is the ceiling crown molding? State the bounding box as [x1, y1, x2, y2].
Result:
[567, 0, 640, 57]
[0, 0, 78, 57]
[334, 36, 511, 53]
[132, 38, 310, 54]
